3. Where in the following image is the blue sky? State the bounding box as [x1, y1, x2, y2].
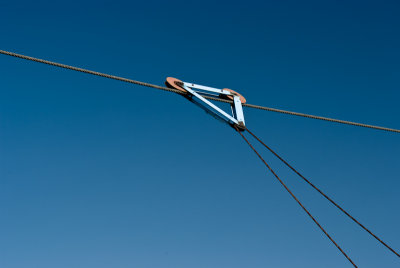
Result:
[1, 1, 399, 267]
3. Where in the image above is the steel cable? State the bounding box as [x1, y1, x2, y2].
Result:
[243, 104, 400, 133]
[236, 127, 358, 267]
[1, 49, 399, 134]
[245, 127, 400, 258]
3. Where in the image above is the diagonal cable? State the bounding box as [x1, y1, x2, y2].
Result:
[245, 127, 400, 258]
[1, 49, 399, 134]
[243, 103, 400, 133]
[236, 127, 358, 267]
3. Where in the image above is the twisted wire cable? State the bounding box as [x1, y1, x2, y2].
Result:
[236, 127, 358, 267]
[245, 127, 400, 258]
[1, 49, 399, 133]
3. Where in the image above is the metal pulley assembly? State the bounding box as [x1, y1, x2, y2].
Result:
[165, 77, 246, 131]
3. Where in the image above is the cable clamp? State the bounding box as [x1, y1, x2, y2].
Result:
[165, 77, 246, 131]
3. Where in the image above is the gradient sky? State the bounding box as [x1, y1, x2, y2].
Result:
[1, 1, 399, 267]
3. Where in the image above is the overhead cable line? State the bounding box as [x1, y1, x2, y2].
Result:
[235, 127, 358, 267]
[243, 104, 400, 133]
[245, 127, 400, 258]
[1, 49, 399, 134]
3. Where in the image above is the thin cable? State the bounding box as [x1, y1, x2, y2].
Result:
[0, 49, 228, 102]
[1, 49, 399, 134]
[245, 127, 400, 258]
[243, 104, 400, 134]
[236, 127, 357, 267]
[0, 49, 184, 94]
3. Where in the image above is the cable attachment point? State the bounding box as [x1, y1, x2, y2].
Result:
[165, 77, 246, 131]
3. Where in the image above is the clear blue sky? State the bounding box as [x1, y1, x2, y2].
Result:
[1, 1, 399, 267]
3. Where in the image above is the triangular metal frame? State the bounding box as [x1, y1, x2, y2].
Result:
[165, 77, 246, 131]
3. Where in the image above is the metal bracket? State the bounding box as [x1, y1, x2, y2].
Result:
[165, 77, 246, 131]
